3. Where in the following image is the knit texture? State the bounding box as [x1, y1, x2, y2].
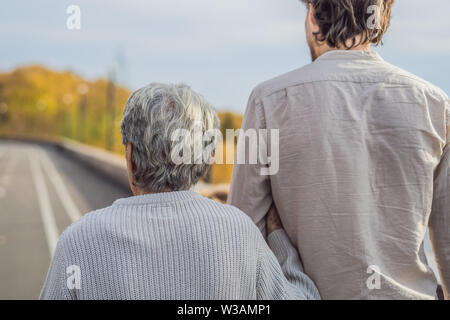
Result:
[40, 191, 320, 300]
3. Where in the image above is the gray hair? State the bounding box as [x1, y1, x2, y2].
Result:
[121, 83, 220, 192]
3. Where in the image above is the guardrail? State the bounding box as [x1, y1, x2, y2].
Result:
[58, 138, 130, 190]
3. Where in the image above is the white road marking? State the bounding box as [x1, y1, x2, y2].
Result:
[0, 148, 18, 198]
[39, 149, 82, 223]
[29, 149, 59, 257]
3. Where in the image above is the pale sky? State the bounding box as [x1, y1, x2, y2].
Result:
[1, 0, 449, 112]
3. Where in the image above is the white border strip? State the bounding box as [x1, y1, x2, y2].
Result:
[39, 149, 82, 223]
[29, 148, 59, 257]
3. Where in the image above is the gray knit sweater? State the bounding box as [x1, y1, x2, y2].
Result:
[40, 191, 320, 300]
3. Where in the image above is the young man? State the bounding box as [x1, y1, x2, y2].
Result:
[228, 0, 449, 299]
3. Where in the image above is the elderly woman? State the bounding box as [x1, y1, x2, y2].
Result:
[40, 83, 319, 300]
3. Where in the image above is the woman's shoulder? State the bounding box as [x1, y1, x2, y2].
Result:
[58, 205, 113, 241]
[195, 196, 257, 228]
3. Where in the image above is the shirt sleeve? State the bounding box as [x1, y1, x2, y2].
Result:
[39, 233, 76, 300]
[256, 229, 321, 300]
[429, 99, 450, 300]
[227, 90, 273, 237]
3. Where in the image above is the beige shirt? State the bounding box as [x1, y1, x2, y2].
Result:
[228, 50, 449, 300]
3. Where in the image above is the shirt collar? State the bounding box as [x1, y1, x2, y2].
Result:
[113, 190, 201, 206]
[315, 49, 384, 62]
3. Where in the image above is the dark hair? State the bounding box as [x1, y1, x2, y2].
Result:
[302, 0, 394, 49]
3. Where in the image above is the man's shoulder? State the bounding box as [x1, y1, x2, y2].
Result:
[200, 196, 257, 226]
[250, 63, 316, 102]
[380, 60, 448, 100]
[250, 57, 448, 103]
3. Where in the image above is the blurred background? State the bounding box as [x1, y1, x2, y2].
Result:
[0, 0, 448, 299]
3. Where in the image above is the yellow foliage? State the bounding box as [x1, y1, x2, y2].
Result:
[209, 141, 237, 184]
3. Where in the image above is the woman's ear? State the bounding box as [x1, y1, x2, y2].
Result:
[125, 143, 133, 168]
[125, 143, 136, 175]
[125, 143, 139, 195]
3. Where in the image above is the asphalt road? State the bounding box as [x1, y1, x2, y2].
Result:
[0, 140, 442, 299]
[0, 140, 131, 299]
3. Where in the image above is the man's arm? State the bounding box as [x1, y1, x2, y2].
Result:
[228, 90, 272, 236]
[429, 100, 450, 299]
[256, 206, 320, 300]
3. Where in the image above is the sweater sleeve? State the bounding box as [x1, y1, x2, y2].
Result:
[39, 233, 77, 300]
[256, 229, 321, 300]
